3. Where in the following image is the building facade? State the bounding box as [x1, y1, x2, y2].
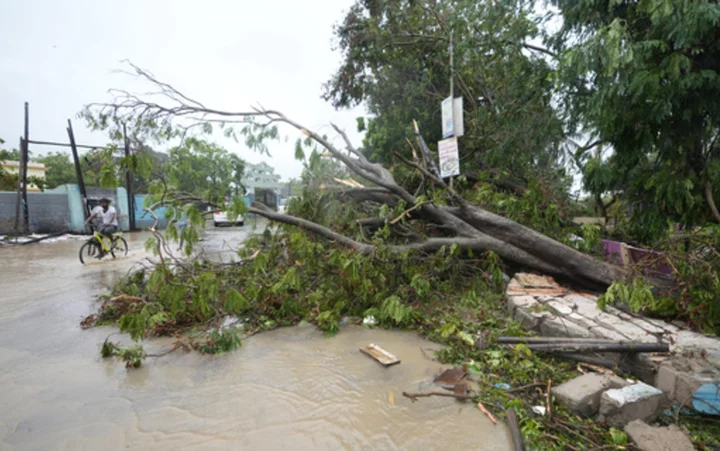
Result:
[0, 161, 48, 192]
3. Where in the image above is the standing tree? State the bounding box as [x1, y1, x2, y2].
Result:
[167, 137, 245, 200]
[325, 0, 568, 188]
[551, 0, 720, 239]
[34, 151, 77, 189]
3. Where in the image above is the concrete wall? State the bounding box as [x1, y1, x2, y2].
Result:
[0, 191, 69, 234]
[135, 194, 169, 229]
[1, 184, 186, 235]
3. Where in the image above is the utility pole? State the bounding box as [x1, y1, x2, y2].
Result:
[450, 29, 454, 121]
[449, 29, 455, 189]
[13, 136, 24, 236]
[67, 119, 90, 224]
[122, 123, 136, 231]
[21, 102, 30, 234]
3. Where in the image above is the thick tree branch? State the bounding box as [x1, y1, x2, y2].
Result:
[706, 182, 720, 224]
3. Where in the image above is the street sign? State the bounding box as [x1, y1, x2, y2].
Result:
[441, 96, 464, 138]
[438, 137, 460, 178]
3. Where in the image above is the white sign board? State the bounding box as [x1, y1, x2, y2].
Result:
[441, 96, 464, 138]
[438, 137, 460, 178]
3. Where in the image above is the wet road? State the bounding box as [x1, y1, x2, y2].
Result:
[0, 223, 509, 450]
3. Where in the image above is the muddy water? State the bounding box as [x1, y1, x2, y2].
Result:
[0, 228, 509, 450]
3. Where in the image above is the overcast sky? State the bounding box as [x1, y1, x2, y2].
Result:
[0, 0, 366, 181]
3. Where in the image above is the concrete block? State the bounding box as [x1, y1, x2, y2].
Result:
[565, 312, 597, 330]
[641, 317, 681, 334]
[563, 293, 598, 304]
[546, 299, 574, 316]
[673, 331, 720, 356]
[624, 420, 694, 451]
[599, 382, 666, 427]
[595, 312, 653, 341]
[572, 297, 603, 321]
[588, 325, 630, 342]
[513, 308, 542, 330]
[552, 373, 628, 417]
[656, 361, 720, 407]
[540, 316, 594, 338]
[616, 313, 666, 335]
[506, 295, 536, 315]
[506, 278, 527, 295]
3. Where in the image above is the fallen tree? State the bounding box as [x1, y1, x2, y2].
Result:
[78, 64, 720, 450]
[83, 63, 630, 291]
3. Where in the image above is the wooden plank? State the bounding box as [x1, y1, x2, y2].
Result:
[360, 343, 401, 367]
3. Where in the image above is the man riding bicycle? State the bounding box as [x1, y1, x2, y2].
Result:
[84, 198, 119, 239]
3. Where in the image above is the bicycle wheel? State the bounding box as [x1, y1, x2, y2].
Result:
[79, 241, 101, 264]
[110, 237, 129, 259]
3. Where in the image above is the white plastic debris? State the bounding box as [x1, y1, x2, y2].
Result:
[531, 406, 547, 416]
[363, 316, 378, 326]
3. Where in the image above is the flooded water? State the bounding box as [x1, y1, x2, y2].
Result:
[0, 225, 509, 450]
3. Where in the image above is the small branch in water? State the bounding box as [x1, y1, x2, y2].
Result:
[402, 391, 475, 402]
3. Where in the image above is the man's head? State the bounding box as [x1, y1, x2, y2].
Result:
[99, 198, 111, 212]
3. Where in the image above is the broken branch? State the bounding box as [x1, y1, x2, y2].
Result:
[402, 391, 475, 402]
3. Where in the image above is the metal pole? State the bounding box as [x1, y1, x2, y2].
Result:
[123, 123, 136, 231]
[67, 119, 90, 224]
[449, 30, 455, 189]
[21, 103, 30, 234]
[13, 136, 24, 236]
[450, 29, 454, 105]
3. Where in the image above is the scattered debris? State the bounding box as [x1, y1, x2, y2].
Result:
[577, 362, 616, 375]
[434, 366, 467, 389]
[360, 343, 400, 367]
[531, 405, 547, 416]
[388, 392, 395, 406]
[524, 342, 670, 353]
[506, 408, 526, 451]
[692, 383, 720, 416]
[362, 316, 378, 326]
[477, 401, 497, 424]
[402, 391, 474, 402]
[494, 383, 511, 390]
[546, 379, 553, 420]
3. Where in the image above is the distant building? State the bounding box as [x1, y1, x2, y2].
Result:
[0, 161, 48, 192]
[243, 162, 284, 191]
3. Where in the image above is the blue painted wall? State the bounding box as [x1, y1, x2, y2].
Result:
[0, 191, 70, 234]
[134, 194, 170, 229]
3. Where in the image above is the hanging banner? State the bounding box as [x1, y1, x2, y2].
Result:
[438, 136, 460, 178]
[441, 97, 464, 138]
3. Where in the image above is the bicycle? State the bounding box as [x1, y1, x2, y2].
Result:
[78, 226, 128, 264]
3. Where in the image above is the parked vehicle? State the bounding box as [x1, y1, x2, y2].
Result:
[213, 210, 244, 227]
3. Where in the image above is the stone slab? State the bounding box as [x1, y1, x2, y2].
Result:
[616, 313, 667, 335]
[624, 420, 694, 451]
[552, 373, 628, 417]
[540, 316, 594, 338]
[546, 299, 575, 316]
[594, 312, 654, 342]
[572, 296, 603, 321]
[588, 325, 630, 342]
[507, 295, 537, 315]
[599, 382, 666, 427]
